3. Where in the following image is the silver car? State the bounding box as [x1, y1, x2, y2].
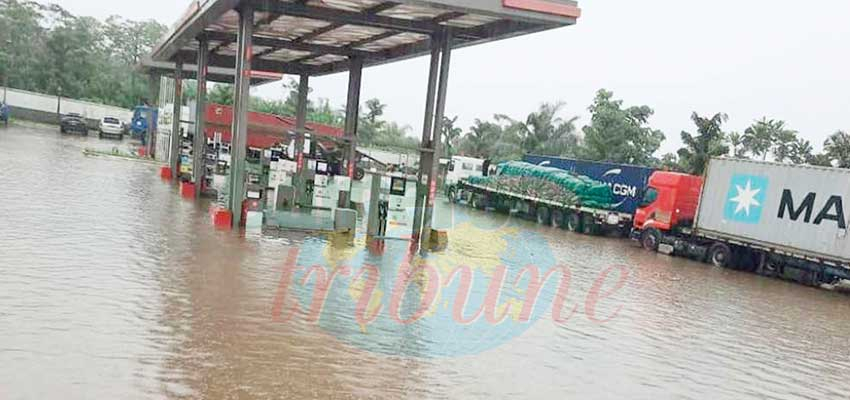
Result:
[98, 116, 124, 140]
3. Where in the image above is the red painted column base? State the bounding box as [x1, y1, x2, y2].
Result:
[160, 166, 173, 180]
[211, 207, 233, 229]
[180, 181, 196, 199]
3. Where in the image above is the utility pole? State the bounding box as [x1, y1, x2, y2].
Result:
[57, 85, 63, 122]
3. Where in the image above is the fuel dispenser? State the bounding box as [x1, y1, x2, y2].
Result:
[367, 173, 409, 238]
[242, 186, 265, 229]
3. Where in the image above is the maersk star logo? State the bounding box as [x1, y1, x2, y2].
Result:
[724, 174, 769, 224]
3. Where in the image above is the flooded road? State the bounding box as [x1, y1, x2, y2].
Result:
[2, 123, 850, 400]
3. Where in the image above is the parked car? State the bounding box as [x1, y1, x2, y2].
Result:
[98, 116, 124, 140]
[0, 103, 9, 126]
[60, 113, 88, 135]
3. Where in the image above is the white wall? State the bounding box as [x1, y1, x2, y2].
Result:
[2, 87, 133, 123]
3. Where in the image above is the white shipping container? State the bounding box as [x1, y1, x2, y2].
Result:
[696, 158, 850, 264]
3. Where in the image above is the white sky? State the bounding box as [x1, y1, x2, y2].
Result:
[46, 0, 850, 155]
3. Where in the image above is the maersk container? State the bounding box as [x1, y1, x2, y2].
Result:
[696, 158, 850, 264]
[523, 155, 656, 215]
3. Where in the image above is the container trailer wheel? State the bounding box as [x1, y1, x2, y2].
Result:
[471, 194, 486, 210]
[566, 213, 582, 233]
[536, 207, 550, 225]
[756, 253, 782, 278]
[448, 187, 458, 203]
[581, 214, 598, 235]
[640, 228, 661, 251]
[551, 210, 565, 229]
[708, 243, 734, 268]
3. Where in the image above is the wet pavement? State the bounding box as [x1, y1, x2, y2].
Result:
[2, 123, 850, 399]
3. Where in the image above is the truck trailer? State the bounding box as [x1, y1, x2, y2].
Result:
[524, 155, 656, 215]
[633, 158, 850, 288]
[451, 161, 634, 236]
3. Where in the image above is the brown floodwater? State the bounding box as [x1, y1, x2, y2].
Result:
[2, 124, 850, 400]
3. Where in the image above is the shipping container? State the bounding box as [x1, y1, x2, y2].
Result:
[632, 158, 850, 290]
[523, 155, 656, 215]
[696, 158, 850, 264]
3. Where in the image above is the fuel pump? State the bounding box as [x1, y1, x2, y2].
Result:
[367, 173, 409, 238]
[387, 175, 409, 226]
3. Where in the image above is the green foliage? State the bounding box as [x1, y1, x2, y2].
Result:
[441, 116, 463, 158]
[824, 130, 850, 168]
[658, 153, 684, 172]
[742, 118, 793, 161]
[208, 84, 234, 106]
[678, 113, 730, 175]
[581, 89, 665, 165]
[727, 131, 747, 158]
[788, 138, 815, 165]
[0, 1, 167, 108]
[497, 102, 580, 157]
[358, 98, 386, 145]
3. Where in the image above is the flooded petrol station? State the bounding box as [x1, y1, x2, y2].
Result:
[3, 124, 850, 399]
[4, 0, 850, 399]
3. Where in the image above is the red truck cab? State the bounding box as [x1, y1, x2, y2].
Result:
[633, 172, 704, 249]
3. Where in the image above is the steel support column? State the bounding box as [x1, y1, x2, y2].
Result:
[294, 74, 309, 204]
[145, 74, 159, 158]
[421, 29, 453, 249]
[193, 37, 209, 198]
[228, 5, 253, 228]
[169, 61, 184, 180]
[411, 35, 442, 242]
[340, 57, 363, 208]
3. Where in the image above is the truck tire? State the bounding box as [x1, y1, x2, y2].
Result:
[551, 209, 565, 229]
[471, 194, 485, 210]
[536, 207, 550, 225]
[708, 243, 734, 268]
[581, 213, 598, 235]
[640, 228, 661, 251]
[756, 252, 782, 278]
[566, 213, 581, 233]
[448, 187, 458, 203]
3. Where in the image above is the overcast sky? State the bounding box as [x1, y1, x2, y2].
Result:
[47, 0, 850, 154]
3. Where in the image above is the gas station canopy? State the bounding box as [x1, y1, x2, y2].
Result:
[150, 0, 581, 77]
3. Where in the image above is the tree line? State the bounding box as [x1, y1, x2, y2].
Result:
[449, 89, 850, 175]
[0, 0, 167, 109]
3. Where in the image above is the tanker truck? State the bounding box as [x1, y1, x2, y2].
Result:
[632, 158, 850, 288]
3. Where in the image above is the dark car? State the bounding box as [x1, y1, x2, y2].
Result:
[60, 113, 88, 135]
[0, 103, 9, 126]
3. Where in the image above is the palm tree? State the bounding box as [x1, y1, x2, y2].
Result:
[743, 118, 776, 160]
[441, 116, 463, 158]
[771, 124, 799, 163]
[460, 119, 501, 158]
[678, 112, 730, 175]
[824, 130, 850, 168]
[497, 102, 580, 157]
[743, 118, 797, 161]
[727, 131, 747, 158]
[789, 138, 814, 164]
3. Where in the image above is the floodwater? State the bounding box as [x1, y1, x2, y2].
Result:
[2, 123, 850, 400]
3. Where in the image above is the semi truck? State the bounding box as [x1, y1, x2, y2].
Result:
[450, 161, 634, 235]
[633, 158, 850, 288]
